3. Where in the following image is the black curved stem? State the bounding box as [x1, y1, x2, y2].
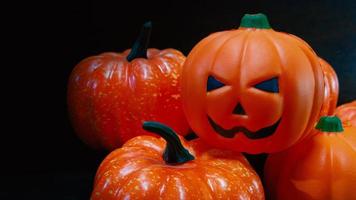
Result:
[126, 21, 152, 61]
[143, 121, 195, 165]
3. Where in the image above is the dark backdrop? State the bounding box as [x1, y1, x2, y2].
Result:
[3, 0, 355, 199]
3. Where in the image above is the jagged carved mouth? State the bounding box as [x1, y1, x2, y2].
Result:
[208, 116, 281, 139]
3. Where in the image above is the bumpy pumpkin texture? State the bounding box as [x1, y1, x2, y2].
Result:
[182, 13, 338, 153]
[67, 22, 189, 150]
[264, 116, 356, 200]
[91, 122, 265, 200]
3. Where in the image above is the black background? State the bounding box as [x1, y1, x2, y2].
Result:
[3, 0, 355, 199]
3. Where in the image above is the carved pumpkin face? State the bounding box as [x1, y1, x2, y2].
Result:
[182, 14, 325, 153]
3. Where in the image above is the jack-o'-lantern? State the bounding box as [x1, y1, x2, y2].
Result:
[182, 13, 329, 153]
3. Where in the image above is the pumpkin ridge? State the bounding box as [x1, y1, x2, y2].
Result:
[96, 147, 162, 177]
[279, 33, 326, 131]
[97, 156, 161, 182]
[107, 60, 124, 146]
[261, 32, 313, 149]
[328, 138, 335, 198]
[198, 161, 231, 198]
[301, 46, 326, 139]
[69, 57, 108, 147]
[214, 162, 252, 192]
[186, 31, 225, 62]
[279, 32, 325, 141]
[239, 31, 252, 78]
[193, 164, 216, 199]
[210, 31, 246, 77]
[203, 159, 261, 199]
[93, 160, 157, 198]
[87, 64, 111, 147]
[176, 166, 215, 199]
[202, 164, 231, 198]
[149, 168, 189, 199]
[262, 31, 283, 70]
[113, 164, 164, 198]
[123, 137, 164, 153]
[90, 57, 125, 148]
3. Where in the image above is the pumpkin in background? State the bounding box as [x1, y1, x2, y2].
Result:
[335, 100, 356, 127]
[67, 22, 190, 150]
[264, 116, 356, 200]
[92, 122, 265, 200]
[319, 58, 339, 116]
[182, 13, 336, 153]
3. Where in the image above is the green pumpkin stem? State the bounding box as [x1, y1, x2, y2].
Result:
[239, 13, 271, 29]
[142, 121, 195, 165]
[315, 116, 344, 133]
[126, 21, 152, 61]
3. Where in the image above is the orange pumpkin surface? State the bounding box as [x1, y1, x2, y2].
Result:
[319, 58, 339, 116]
[182, 13, 337, 153]
[335, 100, 356, 127]
[68, 22, 189, 150]
[92, 122, 264, 200]
[264, 116, 356, 200]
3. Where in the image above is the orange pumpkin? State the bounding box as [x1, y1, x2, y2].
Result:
[67, 22, 190, 150]
[264, 116, 356, 200]
[335, 100, 356, 127]
[92, 122, 265, 200]
[319, 58, 339, 116]
[182, 13, 337, 153]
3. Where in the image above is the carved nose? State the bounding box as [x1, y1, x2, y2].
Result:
[233, 104, 246, 115]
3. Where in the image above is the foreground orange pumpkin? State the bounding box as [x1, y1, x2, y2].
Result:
[264, 116, 356, 200]
[92, 122, 264, 200]
[68, 22, 189, 150]
[335, 100, 356, 127]
[182, 13, 337, 153]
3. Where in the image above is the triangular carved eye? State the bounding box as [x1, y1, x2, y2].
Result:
[254, 77, 279, 93]
[207, 75, 225, 92]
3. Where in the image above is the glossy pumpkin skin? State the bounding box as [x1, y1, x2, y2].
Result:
[335, 100, 356, 127]
[182, 13, 325, 153]
[68, 47, 189, 150]
[264, 116, 356, 200]
[92, 123, 265, 200]
[319, 58, 339, 116]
